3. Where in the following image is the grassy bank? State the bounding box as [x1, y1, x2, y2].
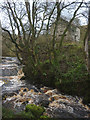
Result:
[2, 31, 90, 104]
[23, 40, 90, 105]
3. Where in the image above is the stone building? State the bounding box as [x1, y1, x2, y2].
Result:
[51, 18, 80, 42]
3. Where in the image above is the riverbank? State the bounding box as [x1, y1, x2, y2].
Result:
[22, 43, 90, 106]
[1, 57, 90, 119]
[2, 86, 90, 119]
[24, 75, 90, 106]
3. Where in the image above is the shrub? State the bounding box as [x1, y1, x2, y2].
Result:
[62, 63, 87, 83]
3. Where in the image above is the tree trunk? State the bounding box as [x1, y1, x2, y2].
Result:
[85, 7, 90, 74]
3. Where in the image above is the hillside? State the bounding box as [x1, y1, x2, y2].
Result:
[80, 25, 88, 42]
[2, 31, 16, 56]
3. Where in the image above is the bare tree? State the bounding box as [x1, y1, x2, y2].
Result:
[59, 1, 83, 49]
[0, 0, 84, 65]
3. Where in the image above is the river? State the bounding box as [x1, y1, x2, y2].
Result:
[1, 57, 90, 118]
[0, 57, 37, 94]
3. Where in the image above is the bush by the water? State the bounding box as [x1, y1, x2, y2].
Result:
[23, 42, 89, 84]
[23, 42, 90, 104]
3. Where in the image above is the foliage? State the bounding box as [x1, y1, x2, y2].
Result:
[62, 60, 88, 83]
[23, 41, 90, 104]
[1, 0, 89, 105]
[40, 115, 50, 119]
[2, 107, 15, 119]
[2, 32, 16, 56]
[23, 41, 88, 85]
[2, 104, 47, 119]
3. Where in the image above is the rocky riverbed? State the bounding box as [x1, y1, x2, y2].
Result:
[1, 57, 90, 118]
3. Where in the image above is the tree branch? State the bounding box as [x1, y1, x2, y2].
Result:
[59, 1, 83, 49]
[2, 28, 22, 52]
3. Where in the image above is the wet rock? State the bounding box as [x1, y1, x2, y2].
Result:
[46, 105, 89, 118]
[2, 92, 17, 98]
[47, 98, 90, 118]
[46, 107, 74, 118]
[19, 87, 29, 93]
[19, 92, 25, 97]
[48, 97, 55, 102]
[38, 92, 42, 95]
[45, 90, 56, 96]
[51, 94, 61, 100]
[30, 89, 34, 93]
[33, 94, 50, 107]
[3, 86, 90, 118]
[39, 100, 50, 107]
[40, 86, 51, 93]
[23, 88, 29, 92]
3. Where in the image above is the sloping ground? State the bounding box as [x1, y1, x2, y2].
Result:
[80, 25, 87, 43]
[1, 53, 90, 118]
[2, 31, 16, 56]
[1, 57, 90, 118]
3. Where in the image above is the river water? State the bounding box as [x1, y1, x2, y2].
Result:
[0, 57, 37, 94]
[1, 57, 90, 118]
[0, 57, 24, 93]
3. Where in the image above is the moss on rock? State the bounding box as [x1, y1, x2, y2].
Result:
[25, 104, 45, 118]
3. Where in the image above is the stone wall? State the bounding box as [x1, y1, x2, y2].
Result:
[51, 18, 80, 42]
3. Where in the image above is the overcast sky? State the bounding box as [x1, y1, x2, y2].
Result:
[0, 0, 90, 26]
[0, 0, 90, 2]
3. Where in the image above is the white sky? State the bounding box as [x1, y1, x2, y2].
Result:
[0, 0, 90, 26]
[0, 0, 89, 3]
